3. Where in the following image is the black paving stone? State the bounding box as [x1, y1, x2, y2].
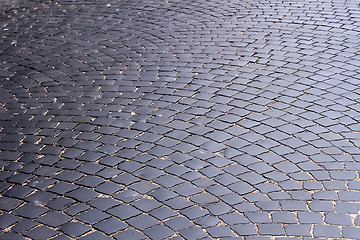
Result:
[207, 226, 235, 238]
[312, 190, 337, 200]
[195, 216, 220, 228]
[11, 219, 39, 233]
[147, 158, 173, 170]
[18, 163, 39, 174]
[0, 196, 22, 211]
[27, 177, 56, 190]
[38, 212, 71, 228]
[223, 164, 248, 176]
[14, 204, 48, 218]
[179, 226, 208, 239]
[144, 225, 174, 239]
[112, 173, 138, 185]
[342, 227, 360, 239]
[76, 175, 104, 188]
[95, 181, 124, 195]
[309, 200, 335, 212]
[154, 175, 184, 187]
[127, 214, 159, 230]
[114, 229, 147, 240]
[272, 212, 297, 224]
[114, 189, 142, 203]
[48, 197, 75, 211]
[132, 198, 162, 212]
[245, 237, 270, 240]
[99, 156, 124, 167]
[322, 180, 347, 190]
[232, 224, 257, 236]
[264, 172, 289, 182]
[48, 182, 78, 195]
[288, 190, 312, 200]
[191, 193, 218, 205]
[89, 197, 120, 211]
[339, 190, 360, 201]
[0, 213, 21, 230]
[118, 161, 143, 173]
[284, 224, 312, 237]
[244, 212, 271, 223]
[76, 208, 110, 224]
[55, 159, 82, 170]
[174, 182, 202, 197]
[65, 203, 90, 216]
[25, 191, 56, 205]
[228, 182, 255, 195]
[107, 204, 141, 220]
[78, 231, 112, 240]
[59, 222, 92, 238]
[96, 144, 121, 155]
[65, 187, 98, 202]
[3, 185, 33, 199]
[150, 206, 178, 221]
[337, 202, 360, 214]
[164, 216, 193, 231]
[7, 173, 32, 184]
[134, 166, 165, 180]
[0, 232, 26, 240]
[181, 206, 208, 220]
[245, 192, 271, 203]
[94, 217, 127, 234]
[77, 152, 104, 162]
[129, 181, 159, 194]
[165, 196, 194, 210]
[23, 225, 58, 240]
[349, 181, 360, 190]
[33, 165, 61, 177]
[239, 172, 266, 185]
[258, 224, 285, 236]
[214, 173, 238, 186]
[325, 212, 352, 226]
[255, 201, 280, 211]
[280, 200, 308, 211]
[313, 225, 340, 238]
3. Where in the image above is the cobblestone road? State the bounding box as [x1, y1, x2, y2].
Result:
[1, 0, 360, 239]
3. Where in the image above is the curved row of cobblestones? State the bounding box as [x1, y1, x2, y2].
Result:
[1, 0, 360, 239]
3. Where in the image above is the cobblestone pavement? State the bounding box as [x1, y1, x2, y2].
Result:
[1, 0, 360, 239]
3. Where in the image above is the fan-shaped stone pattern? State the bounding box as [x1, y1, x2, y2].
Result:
[1, 0, 360, 239]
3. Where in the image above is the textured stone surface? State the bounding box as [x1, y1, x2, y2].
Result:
[1, 0, 360, 238]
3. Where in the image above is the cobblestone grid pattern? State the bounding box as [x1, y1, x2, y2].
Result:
[1, 0, 360, 239]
